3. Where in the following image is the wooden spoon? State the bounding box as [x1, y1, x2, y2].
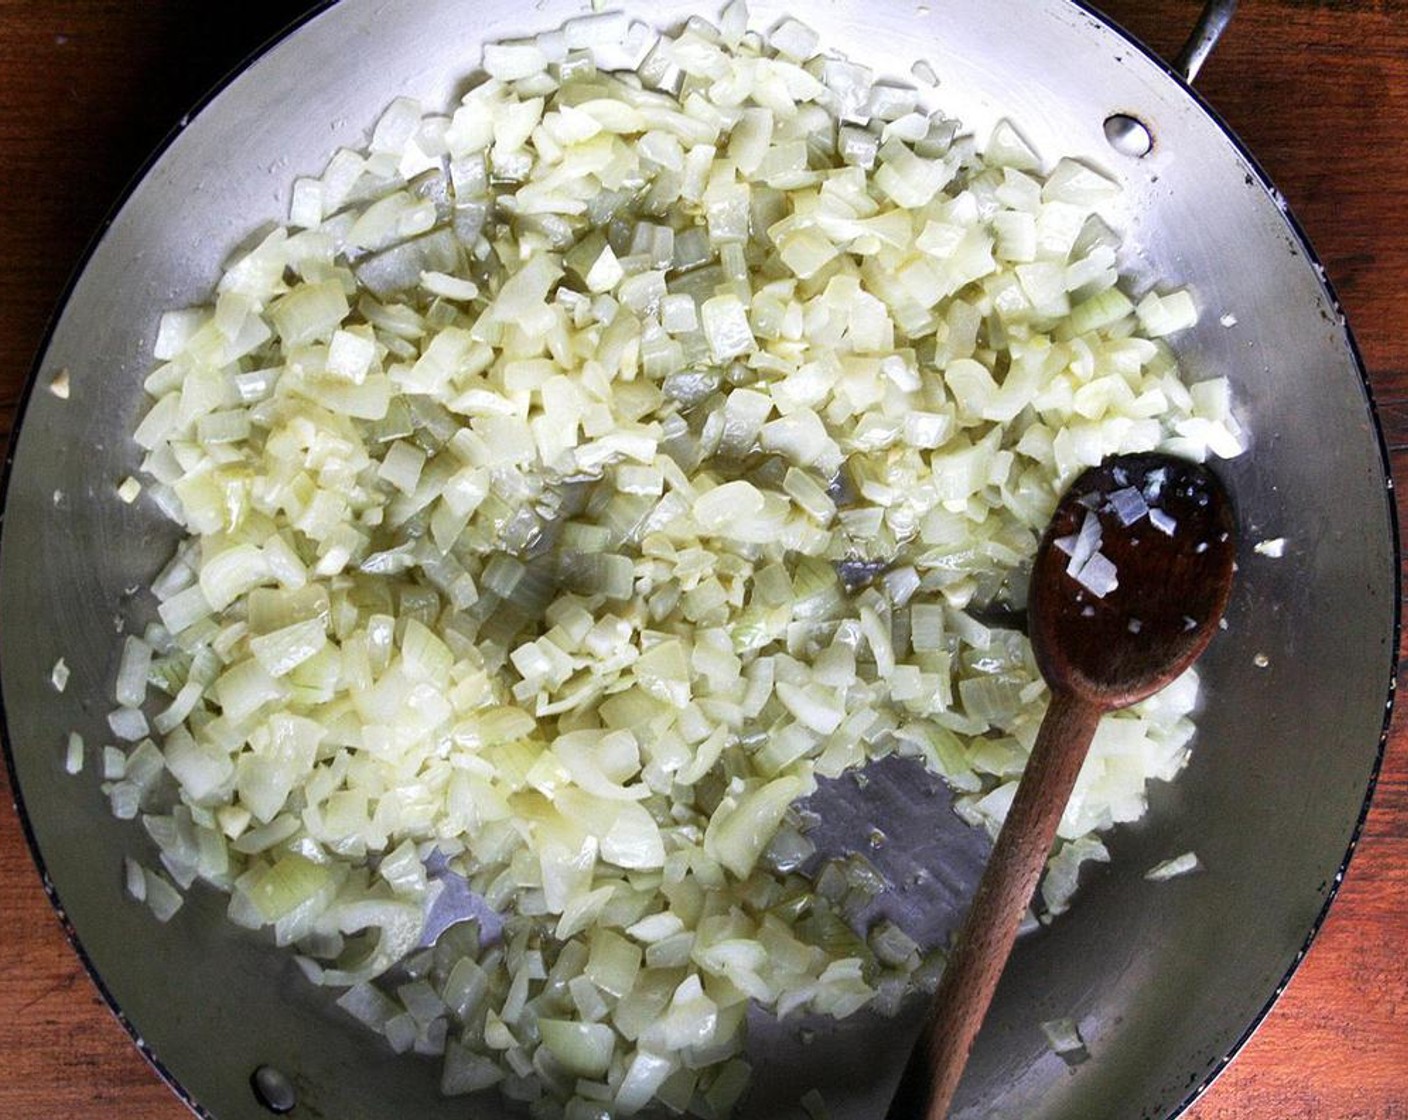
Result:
[888, 451, 1237, 1120]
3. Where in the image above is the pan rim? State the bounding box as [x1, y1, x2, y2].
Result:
[1071, 2, 1402, 1113]
[0, 4, 342, 1117]
[0, 2, 1398, 1118]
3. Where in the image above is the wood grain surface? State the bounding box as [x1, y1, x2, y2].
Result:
[1, 1, 1405, 1117]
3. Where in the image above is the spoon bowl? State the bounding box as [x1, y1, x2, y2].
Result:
[1029, 451, 1238, 710]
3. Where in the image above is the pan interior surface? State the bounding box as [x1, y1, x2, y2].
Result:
[0, 2, 1394, 1118]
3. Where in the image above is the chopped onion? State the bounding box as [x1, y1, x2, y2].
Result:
[101, 5, 1243, 1115]
[1074, 551, 1119, 599]
[143, 867, 185, 922]
[1144, 851, 1202, 881]
[1040, 1016, 1088, 1058]
[1106, 486, 1148, 526]
[1148, 507, 1178, 537]
[538, 1020, 614, 1078]
[64, 732, 85, 776]
[115, 636, 153, 708]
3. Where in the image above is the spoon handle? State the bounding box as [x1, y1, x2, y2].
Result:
[899, 689, 1104, 1120]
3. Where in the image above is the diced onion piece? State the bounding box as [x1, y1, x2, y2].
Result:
[694, 480, 763, 530]
[484, 42, 549, 81]
[143, 868, 185, 922]
[538, 1020, 614, 1077]
[699, 294, 755, 362]
[124, 857, 148, 902]
[108, 707, 150, 742]
[441, 1043, 505, 1095]
[1136, 289, 1198, 338]
[1074, 551, 1119, 599]
[1065, 511, 1101, 575]
[1149, 507, 1178, 537]
[65, 732, 85, 776]
[420, 271, 479, 301]
[1144, 851, 1202, 881]
[1107, 486, 1148, 526]
[114, 636, 153, 707]
[1040, 1017, 1087, 1056]
[704, 775, 806, 879]
[615, 1051, 677, 1116]
[327, 329, 378, 383]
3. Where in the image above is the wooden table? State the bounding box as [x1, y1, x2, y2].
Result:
[1, 1, 1404, 1116]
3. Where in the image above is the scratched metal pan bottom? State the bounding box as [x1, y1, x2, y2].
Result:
[0, 1, 1396, 1117]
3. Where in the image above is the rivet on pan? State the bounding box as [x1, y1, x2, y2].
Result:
[1104, 113, 1153, 158]
[251, 1065, 297, 1114]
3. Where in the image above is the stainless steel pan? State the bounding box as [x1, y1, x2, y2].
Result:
[0, 1, 1397, 1117]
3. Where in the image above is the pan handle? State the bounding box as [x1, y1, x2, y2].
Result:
[1173, 0, 1238, 84]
